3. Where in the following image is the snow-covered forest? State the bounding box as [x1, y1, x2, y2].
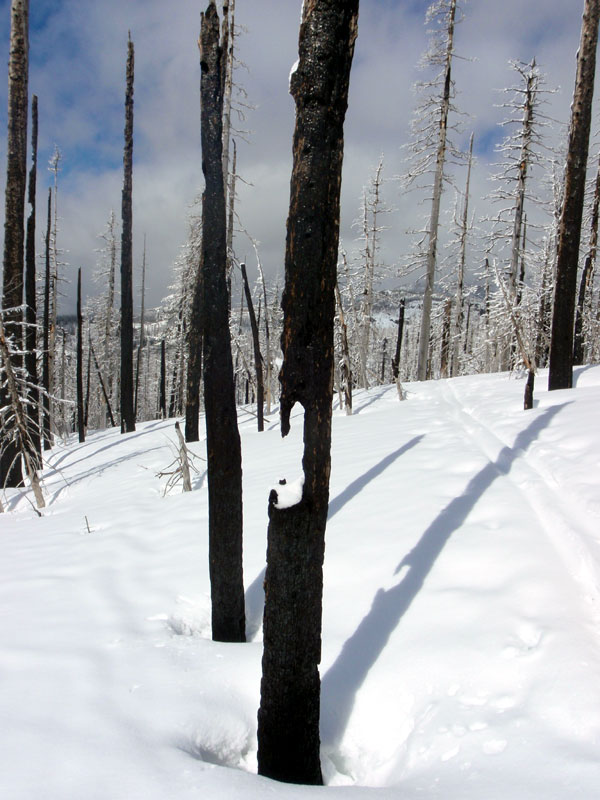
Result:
[2, 0, 600, 795]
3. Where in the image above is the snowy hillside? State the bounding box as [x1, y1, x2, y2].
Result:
[2, 367, 600, 799]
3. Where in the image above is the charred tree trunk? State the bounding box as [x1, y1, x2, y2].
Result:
[24, 93, 40, 460]
[199, 2, 245, 644]
[391, 298, 405, 380]
[549, 0, 600, 390]
[76, 269, 85, 443]
[185, 259, 203, 442]
[240, 261, 264, 431]
[574, 152, 600, 364]
[159, 339, 167, 419]
[120, 34, 136, 432]
[257, 0, 359, 785]
[42, 187, 52, 450]
[1, 0, 29, 488]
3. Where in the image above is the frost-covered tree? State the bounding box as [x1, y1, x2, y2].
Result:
[404, 0, 466, 381]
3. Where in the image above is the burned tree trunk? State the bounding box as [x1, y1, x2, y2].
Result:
[199, 2, 245, 643]
[574, 151, 600, 364]
[120, 34, 136, 432]
[42, 187, 52, 450]
[257, 0, 359, 785]
[549, 0, 600, 390]
[24, 93, 40, 459]
[76, 269, 85, 443]
[240, 261, 264, 431]
[1, 0, 29, 488]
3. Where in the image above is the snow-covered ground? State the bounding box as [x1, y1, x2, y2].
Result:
[2, 367, 600, 799]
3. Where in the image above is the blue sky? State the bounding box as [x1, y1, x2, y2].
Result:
[0, 0, 594, 313]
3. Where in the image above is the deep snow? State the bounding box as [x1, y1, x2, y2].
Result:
[1, 367, 600, 799]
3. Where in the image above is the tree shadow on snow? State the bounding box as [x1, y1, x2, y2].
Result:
[321, 401, 570, 748]
[328, 435, 425, 520]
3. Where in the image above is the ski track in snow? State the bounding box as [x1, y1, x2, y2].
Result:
[440, 377, 600, 633]
[2, 369, 600, 799]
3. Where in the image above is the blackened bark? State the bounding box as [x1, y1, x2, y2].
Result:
[240, 261, 264, 431]
[1, 0, 29, 488]
[120, 35, 136, 432]
[549, 0, 600, 390]
[159, 339, 167, 418]
[524, 368, 535, 410]
[574, 152, 600, 364]
[391, 298, 405, 380]
[200, 2, 245, 643]
[185, 260, 203, 442]
[24, 93, 39, 459]
[76, 269, 85, 442]
[42, 187, 52, 450]
[257, 0, 359, 785]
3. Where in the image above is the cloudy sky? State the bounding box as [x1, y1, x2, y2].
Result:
[0, 0, 593, 314]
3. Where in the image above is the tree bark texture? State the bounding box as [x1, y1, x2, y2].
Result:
[120, 35, 136, 432]
[1, 0, 29, 488]
[42, 187, 52, 450]
[573, 152, 600, 364]
[24, 93, 40, 459]
[76, 269, 85, 442]
[240, 261, 264, 431]
[416, 0, 456, 381]
[200, 2, 245, 644]
[549, 0, 600, 390]
[257, 0, 359, 785]
[185, 260, 203, 442]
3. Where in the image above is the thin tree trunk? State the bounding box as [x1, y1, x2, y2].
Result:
[42, 187, 52, 450]
[334, 281, 352, 414]
[417, 0, 457, 381]
[452, 132, 473, 376]
[1, 0, 29, 488]
[76, 269, 85, 443]
[549, 0, 600, 390]
[257, 0, 359, 785]
[134, 234, 146, 417]
[240, 262, 264, 431]
[90, 340, 116, 428]
[200, 2, 245, 644]
[120, 35, 136, 432]
[574, 152, 600, 364]
[392, 298, 405, 380]
[159, 339, 167, 419]
[25, 93, 40, 460]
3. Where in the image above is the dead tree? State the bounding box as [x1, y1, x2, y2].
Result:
[412, 0, 460, 381]
[24, 94, 40, 459]
[1, 0, 29, 488]
[257, 0, 359, 785]
[549, 0, 600, 390]
[120, 34, 136, 432]
[42, 187, 52, 449]
[199, 2, 245, 643]
[76, 269, 85, 442]
[240, 261, 264, 431]
[574, 152, 600, 364]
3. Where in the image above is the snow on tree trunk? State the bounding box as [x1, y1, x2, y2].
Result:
[257, 0, 359, 785]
